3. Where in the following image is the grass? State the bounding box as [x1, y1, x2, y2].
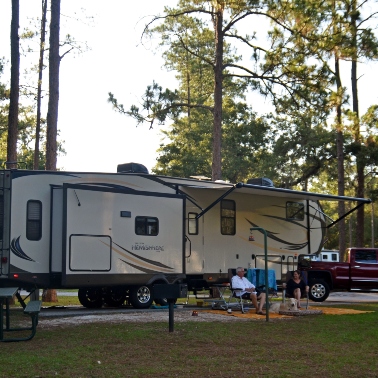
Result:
[1, 301, 378, 377]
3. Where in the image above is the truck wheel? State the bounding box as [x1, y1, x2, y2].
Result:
[78, 288, 103, 308]
[129, 285, 153, 309]
[104, 288, 126, 307]
[309, 279, 330, 302]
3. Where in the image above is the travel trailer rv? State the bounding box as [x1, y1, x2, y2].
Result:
[0, 164, 370, 308]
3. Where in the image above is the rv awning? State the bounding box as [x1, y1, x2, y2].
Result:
[153, 175, 371, 227]
[229, 182, 371, 204]
[177, 181, 371, 228]
[157, 175, 370, 204]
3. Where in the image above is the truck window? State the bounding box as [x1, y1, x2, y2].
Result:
[135, 216, 159, 236]
[188, 212, 198, 235]
[355, 250, 377, 263]
[286, 202, 304, 221]
[221, 200, 236, 235]
[26, 200, 42, 241]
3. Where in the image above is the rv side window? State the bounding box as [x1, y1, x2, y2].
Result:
[188, 212, 198, 235]
[135, 216, 159, 236]
[26, 200, 42, 241]
[286, 202, 304, 221]
[221, 200, 236, 235]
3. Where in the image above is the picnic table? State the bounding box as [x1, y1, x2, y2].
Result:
[0, 287, 41, 342]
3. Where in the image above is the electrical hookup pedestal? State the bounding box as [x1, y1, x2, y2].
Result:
[153, 284, 188, 332]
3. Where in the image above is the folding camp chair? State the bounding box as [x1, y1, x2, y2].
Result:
[227, 268, 253, 313]
[282, 270, 309, 309]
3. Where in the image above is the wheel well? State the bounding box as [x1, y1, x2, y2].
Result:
[308, 271, 333, 289]
[150, 278, 169, 287]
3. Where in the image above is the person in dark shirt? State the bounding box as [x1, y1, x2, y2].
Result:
[286, 270, 309, 309]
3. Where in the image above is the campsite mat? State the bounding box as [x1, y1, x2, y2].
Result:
[203, 307, 374, 320]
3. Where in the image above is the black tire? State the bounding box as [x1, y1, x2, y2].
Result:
[154, 297, 168, 306]
[129, 285, 153, 309]
[104, 287, 126, 307]
[154, 297, 177, 306]
[309, 279, 330, 302]
[78, 288, 103, 308]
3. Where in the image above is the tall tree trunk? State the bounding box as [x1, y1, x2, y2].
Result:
[45, 0, 60, 171]
[34, 0, 47, 170]
[212, 4, 223, 181]
[7, 0, 20, 168]
[334, 53, 346, 258]
[44, 0, 60, 303]
[350, 0, 364, 247]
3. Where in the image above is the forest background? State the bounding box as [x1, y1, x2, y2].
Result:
[1, 0, 378, 252]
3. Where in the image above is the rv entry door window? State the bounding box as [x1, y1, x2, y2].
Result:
[221, 200, 236, 235]
[188, 212, 198, 235]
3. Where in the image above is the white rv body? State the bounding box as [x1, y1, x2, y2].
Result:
[0, 168, 369, 308]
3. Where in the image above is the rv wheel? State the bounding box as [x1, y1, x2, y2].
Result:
[104, 288, 126, 307]
[78, 288, 103, 308]
[129, 285, 153, 309]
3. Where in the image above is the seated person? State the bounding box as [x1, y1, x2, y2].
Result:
[232, 267, 266, 315]
[286, 269, 309, 309]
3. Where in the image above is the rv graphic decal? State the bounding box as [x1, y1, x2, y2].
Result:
[100, 241, 174, 273]
[132, 243, 164, 252]
[113, 242, 172, 268]
[75, 182, 138, 191]
[10, 237, 35, 262]
[245, 219, 308, 251]
[119, 259, 168, 274]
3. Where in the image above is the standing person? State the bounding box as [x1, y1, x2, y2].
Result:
[286, 270, 309, 308]
[232, 267, 266, 315]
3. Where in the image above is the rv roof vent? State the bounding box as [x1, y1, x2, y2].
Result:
[117, 163, 149, 174]
[247, 177, 274, 187]
[190, 175, 211, 181]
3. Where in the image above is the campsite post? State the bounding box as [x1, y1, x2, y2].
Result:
[250, 227, 269, 322]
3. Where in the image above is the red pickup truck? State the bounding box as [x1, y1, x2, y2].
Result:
[298, 248, 378, 302]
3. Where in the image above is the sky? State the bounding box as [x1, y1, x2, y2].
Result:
[1, 1, 378, 174]
[1, 1, 179, 173]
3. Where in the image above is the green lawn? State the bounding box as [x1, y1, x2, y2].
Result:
[1, 302, 377, 377]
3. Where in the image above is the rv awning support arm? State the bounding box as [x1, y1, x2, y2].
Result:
[326, 201, 369, 229]
[195, 183, 242, 219]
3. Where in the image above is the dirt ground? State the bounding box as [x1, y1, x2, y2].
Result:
[38, 308, 245, 329]
[38, 304, 373, 329]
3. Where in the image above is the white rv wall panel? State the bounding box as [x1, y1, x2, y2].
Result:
[64, 187, 184, 279]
